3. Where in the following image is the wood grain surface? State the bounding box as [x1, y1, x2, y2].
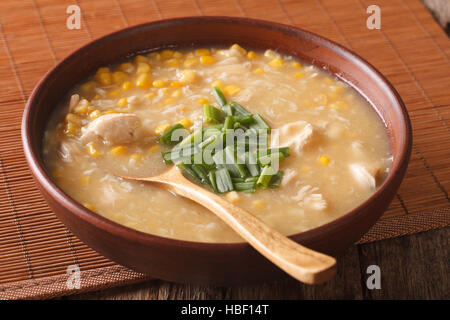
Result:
[66, 228, 449, 299]
[0, 0, 449, 299]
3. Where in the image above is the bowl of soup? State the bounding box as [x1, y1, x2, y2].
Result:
[22, 17, 412, 284]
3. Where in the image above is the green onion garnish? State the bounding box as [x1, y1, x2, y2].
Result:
[160, 87, 289, 194]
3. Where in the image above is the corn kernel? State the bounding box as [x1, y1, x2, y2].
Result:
[121, 81, 132, 91]
[159, 88, 170, 95]
[164, 98, 174, 105]
[318, 156, 331, 166]
[145, 92, 156, 100]
[226, 191, 240, 203]
[110, 145, 127, 155]
[118, 62, 134, 73]
[79, 175, 90, 187]
[96, 71, 112, 85]
[96, 67, 110, 74]
[160, 49, 174, 59]
[200, 55, 215, 65]
[117, 97, 128, 107]
[210, 80, 224, 89]
[178, 118, 192, 128]
[179, 70, 197, 84]
[65, 113, 81, 125]
[223, 85, 241, 96]
[183, 58, 198, 68]
[136, 62, 151, 75]
[253, 67, 265, 75]
[170, 81, 183, 88]
[136, 73, 151, 88]
[80, 81, 97, 93]
[331, 86, 344, 93]
[264, 49, 278, 59]
[89, 110, 102, 120]
[197, 98, 209, 105]
[103, 110, 118, 115]
[148, 145, 161, 153]
[147, 52, 161, 61]
[268, 58, 284, 68]
[336, 100, 347, 107]
[291, 61, 302, 68]
[130, 153, 142, 162]
[64, 122, 78, 135]
[230, 44, 246, 55]
[164, 58, 180, 68]
[112, 71, 128, 84]
[152, 79, 168, 88]
[293, 72, 304, 78]
[73, 100, 90, 115]
[252, 200, 265, 209]
[247, 51, 258, 59]
[173, 51, 183, 59]
[86, 142, 101, 157]
[179, 105, 186, 112]
[171, 89, 182, 98]
[108, 90, 119, 97]
[83, 203, 96, 211]
[73, 104, 89, 115]
[155, 123, 171, 135]
[195, 48, 211, 56]
[133, 55, 148, 63]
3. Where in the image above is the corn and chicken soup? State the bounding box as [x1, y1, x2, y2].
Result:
[43, 45, 392, 243]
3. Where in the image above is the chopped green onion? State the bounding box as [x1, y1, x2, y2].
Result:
[269, 170, 284, 188]
[203, 104, 223, 124]
[230, 102, 251, 116]
[159, 123, 186, 145]
[208, 171, 219, 193]
[222, 104, 234, 116]
[211, 87, 227, 106]
[250, 114, 271, 132]
[258, 152, 285, 166]
[215, 168, 234, 193]
[234, 181, 256, 193]
[177, 162, 200, 182]
[224, 116, 235, 130]
[257, 166, 275, 188]
[191, 164, 209, 184]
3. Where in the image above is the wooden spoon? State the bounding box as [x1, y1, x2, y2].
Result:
[117, 166, 336, 284]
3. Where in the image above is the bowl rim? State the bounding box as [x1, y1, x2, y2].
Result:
[22, 16, 412, 250]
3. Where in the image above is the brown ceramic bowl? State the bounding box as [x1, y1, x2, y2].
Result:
[22, 17, 412, 285]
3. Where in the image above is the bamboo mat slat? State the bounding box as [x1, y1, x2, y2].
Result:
[0, 0, 449, 299]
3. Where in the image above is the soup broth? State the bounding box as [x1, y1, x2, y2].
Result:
[43, 45, 392, 243]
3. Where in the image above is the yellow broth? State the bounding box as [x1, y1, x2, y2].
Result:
[43, 45, 392, 242]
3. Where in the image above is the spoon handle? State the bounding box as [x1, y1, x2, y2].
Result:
[155, 169, 336, 284]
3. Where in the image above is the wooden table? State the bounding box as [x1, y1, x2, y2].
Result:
[65, 228, 448, 299]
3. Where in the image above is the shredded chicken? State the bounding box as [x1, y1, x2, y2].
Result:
[271, 120, 314, 155]
[292, 185, 327, 211]
[349, 163, 381, 189]
[80, 113, 142, 145]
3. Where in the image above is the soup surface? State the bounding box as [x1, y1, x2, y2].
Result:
[43, 45, 392, 243]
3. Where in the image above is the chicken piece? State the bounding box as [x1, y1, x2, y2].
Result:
[292, 185, 327, 211]
[281, 168, 298, 187]
[69, 94, 80, 110]
[80, 113, 142, 145]
[349, 162, 381, 189]
[271, 121, 314, 155]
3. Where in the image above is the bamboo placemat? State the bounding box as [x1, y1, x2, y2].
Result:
[0, 0, 449, 299]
